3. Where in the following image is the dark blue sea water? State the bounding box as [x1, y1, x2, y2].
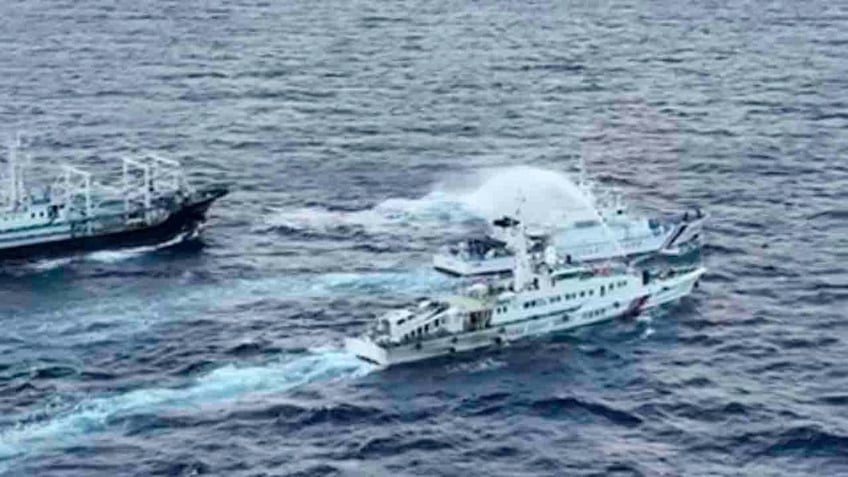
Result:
[1, 0, 847, 475]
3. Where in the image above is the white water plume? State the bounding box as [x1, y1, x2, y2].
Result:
[263, 166, 601, 234]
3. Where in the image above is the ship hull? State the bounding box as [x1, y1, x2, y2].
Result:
[0, 187, 227, 261]
[432, 254, 514, 277]
[433, 212, 706, 277]
[346, 267, 705, 367]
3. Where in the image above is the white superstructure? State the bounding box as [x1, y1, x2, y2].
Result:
[347, 216, 705, 367]
[433, 160, 706, 276]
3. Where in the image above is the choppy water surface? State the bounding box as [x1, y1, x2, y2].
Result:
[1, 1, 847, 475]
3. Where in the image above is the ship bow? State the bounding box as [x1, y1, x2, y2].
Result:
[345, 337, 388, 366]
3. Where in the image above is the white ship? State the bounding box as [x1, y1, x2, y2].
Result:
[433, 210, 705, 276]
[433, 161, 706, 277]
[347, 216, 706, 367]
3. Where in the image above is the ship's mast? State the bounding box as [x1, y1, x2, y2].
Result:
[4, 134, 30, 211]
[7, 136, 15, 209]
[509, 197, 534, 292]
[7, 135, 19, 210]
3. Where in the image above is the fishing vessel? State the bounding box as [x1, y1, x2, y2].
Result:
[0, 136, 228, 260]
[347, 215, 705, 367]
[433, 161, 706, 277]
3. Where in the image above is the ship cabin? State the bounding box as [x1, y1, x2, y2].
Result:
[381, 295, 495, 345]
[447, 236, 508, 260]
[0, 200, 66, 233]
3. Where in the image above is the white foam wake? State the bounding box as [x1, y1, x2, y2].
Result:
[85, 229, 198, 263]
[6, 267, 455, 351]
[261, 191, 476, 236]
[24, 230, 198, 271]
[0, 349, 373, 464]
[28, 257, 75, 271]
[174, 268, 455, 312]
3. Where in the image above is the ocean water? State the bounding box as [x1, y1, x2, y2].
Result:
[1, 0, 847, 475]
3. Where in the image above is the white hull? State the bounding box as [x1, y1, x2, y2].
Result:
[346, 267, 704, 367]
[434, 215, 706, 277]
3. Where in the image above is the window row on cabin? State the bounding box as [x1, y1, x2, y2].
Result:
[579, 239, 644, 254]
[583, 301, 623, 319]
[3, 210, 47, 221]
[402, 317, 445, 341]
[512, 280, 630, 312]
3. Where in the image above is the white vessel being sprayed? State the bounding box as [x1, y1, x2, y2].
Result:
[432, 160, 706, 277]
[346, 214, 705, 367]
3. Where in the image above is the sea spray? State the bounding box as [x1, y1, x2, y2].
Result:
[262, 166, 599, 234]
[457, 166, 598, 225]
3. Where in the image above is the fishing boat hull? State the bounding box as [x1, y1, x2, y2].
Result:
[346, 267, 705, 367]
[0, 186, 227, 260]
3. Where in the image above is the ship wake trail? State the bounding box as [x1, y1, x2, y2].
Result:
[0, 349, 374, 467]
[1, 268, 455, 352]
[84, 229, 198, 263]
[261, 166, 598, 236]
[23, 230, 197, 270]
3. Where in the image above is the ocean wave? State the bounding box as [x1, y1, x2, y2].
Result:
[762, 425, 848, 457]
[529, 396, 643, 427]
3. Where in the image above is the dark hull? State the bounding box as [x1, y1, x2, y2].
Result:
[0, 187, 227, 261]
